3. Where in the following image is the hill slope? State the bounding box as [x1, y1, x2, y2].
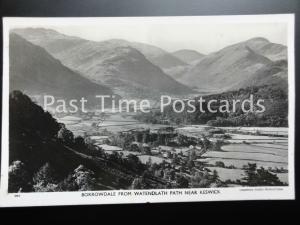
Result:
[9, 33, 113, 105]
[9, 91, 166, 192]
[172, 49, 205, 64]
[129, 41, 188, 69]
[244, 37, 287, 61]
[179, 38, 288, 92]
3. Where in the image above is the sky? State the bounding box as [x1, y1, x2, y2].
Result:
[7, 16, 289, 54]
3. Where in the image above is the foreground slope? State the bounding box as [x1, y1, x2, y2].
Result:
[9, 91, 166, 192]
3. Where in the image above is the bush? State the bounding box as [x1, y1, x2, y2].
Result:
[215, 161, 225, 168]
[33, 163, 58, 192]
[8, 161, 32, 192]
[72, 165, 97, 191]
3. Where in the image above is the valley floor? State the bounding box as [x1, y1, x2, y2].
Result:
[55, 112, 289, 187]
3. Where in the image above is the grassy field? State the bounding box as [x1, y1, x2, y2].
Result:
[138, 155, 171, 164]
[200, 142, 288, 183]
[218, 127, 288, 136]
[57, 113, 170, 135]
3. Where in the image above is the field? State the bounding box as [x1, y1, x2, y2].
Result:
[218, 127, 288, 136]
[56, 114, 289, 184]
[138, 155, 171, 164]
[56, 113, 170, 135]
[200, 141, 288, 183]
[178, 125, 289, 183]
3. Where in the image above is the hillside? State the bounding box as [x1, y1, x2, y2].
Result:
[9, 33, 114, 105]
[9, 91, 165, 192]
[244, 37, 287, 61]
[135, 85, 288, 127]
[13, 28, 194, 98]
[129, 41, 188, 69]
[179, 38, 288, 92]
[172, 49, 205, 64]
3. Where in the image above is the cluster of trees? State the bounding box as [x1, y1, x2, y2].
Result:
[146, 162, 189, 188]
[107, 128, 177, 151]
[214, 161, 236, 169]
[241, 163, 286, 186]
[190, 170, 221, 188]
[135, 85, 288, 127]
[58, 126, 105, 158]
[142, 149, 222, 188]
[104, 152, 146, 174]
[9, 161, 98, 192]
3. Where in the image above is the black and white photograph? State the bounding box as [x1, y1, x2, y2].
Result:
[0, 15, 295, 206]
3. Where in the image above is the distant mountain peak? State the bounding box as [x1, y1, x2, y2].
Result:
[172, 49, 205, 64]
[13, 27, 80, 42]
[16, 27, 58, 33]
[246, 37, 270, 43]
[173, 49, 204, 55]
[179, 36, 287, 92]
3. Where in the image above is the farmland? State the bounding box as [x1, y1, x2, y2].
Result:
[54, 112, 289, 185]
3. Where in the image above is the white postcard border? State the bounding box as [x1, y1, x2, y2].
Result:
[1, 14, 295, 207]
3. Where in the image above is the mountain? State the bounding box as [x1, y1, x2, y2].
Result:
[129, 41, 188, 69]
[172, 49, 205, 64]
[179, 38, 287, 92]
[9, 33, 113, 105]
[161, 50, 206, 81]
[244, 37, 287, 61]
[12, 28, 194, 98]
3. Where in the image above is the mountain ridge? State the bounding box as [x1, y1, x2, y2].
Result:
[9, 33, 114, 105]
[178, 37, 287, 92]
[172, 49, 205, 64]
[13, 28, 194, 98]
[12, 28, 288, 95]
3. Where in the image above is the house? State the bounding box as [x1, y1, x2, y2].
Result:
[142, 143, 151, 154]
[151, 149, 160, 155]
[98, 144, 122, 154]
[158, 145, 175, 152]
[89, 135, 109, 145]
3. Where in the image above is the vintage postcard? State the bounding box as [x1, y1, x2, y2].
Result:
[0, 14, 295, 206]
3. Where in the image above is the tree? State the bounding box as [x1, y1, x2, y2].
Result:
[190, 171, 215, 188]
[187, 160, 195, 170]
[8, 161, 32, 192]
[74, 136, 86, 150]
[243, 163, 285, 186]
[33, 163, 58, 192]
[57, 174, 78, 191]
[57, 126, 74, 146]
[73, 165, 97, 191]
[172, 154, 180, 164]
[189, 148, 197, 161]
[215, 161, 225, 168]
[146, 156, 152, 166]
[176, 175, 189, 188]
[131, 177, 141, 189]
[212, 170, 219, 182]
